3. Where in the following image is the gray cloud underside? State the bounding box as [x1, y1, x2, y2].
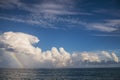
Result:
[0, 32, 119, 68]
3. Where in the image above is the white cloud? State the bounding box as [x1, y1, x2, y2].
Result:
[112, 52, 119, 63]
[0, 0, 92, 16]
[93, 9, 120, 18]
[0, 14, 86, 29]
[0, 16, 56, 29]
[93, 34, 120, 37]
[88, 23, 117, 32]
[1, 0, 120, 34]
[0, 32, 119, 68]
[0, 0, 89, 29]
[0, 0, 80, 15]
[0, 32, 40, 55]
[0, 0, 20, 9]
[105, 19, 120, 27]
[86, 19, 120, 33]
[80, 52, 101, 62]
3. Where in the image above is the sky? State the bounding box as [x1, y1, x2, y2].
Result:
[0, 0, 120, 68]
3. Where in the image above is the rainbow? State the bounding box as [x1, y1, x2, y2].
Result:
[11, 53, 24, 68]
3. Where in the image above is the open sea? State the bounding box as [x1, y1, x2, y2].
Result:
[0, 68, 120, 80]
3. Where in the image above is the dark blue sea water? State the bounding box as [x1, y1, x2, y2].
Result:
[0, 68, 120, 80]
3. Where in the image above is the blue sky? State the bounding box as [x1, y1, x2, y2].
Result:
[0, 0, 120, 53]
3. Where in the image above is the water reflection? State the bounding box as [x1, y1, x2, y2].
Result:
[0, 68, 120, 80]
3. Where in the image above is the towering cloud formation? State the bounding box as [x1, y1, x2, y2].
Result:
[0, 32, 119, 68]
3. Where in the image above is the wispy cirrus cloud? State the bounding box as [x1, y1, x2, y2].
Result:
[0, 0, 91, 30]
[93, 34, 120, 37]
[93, 9, 120, 18]
[0, 0, 120, 34]
[0, 14, 87, 29]
[0, 0, 91, 15]
[88, 23, 117, 32]
[0, 16, 56, 29]
[106, 19, 120, 26]
[0, 0, 20, 9]
[86, 19, 120, 33]
[1, 14, 120, 33]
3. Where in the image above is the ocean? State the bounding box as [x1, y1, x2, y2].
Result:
[0, 68, 120, 80]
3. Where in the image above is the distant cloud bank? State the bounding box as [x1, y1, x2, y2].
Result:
[0, 32, 119, 68]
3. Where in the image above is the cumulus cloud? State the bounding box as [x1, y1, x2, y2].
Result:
[111, 52, 119, 63]
[0, 32, 40, 54]
[0, 32, 119, 68]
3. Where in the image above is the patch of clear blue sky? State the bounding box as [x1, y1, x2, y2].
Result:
[0, 20, 120, 53]
[0, 0, 120, 53]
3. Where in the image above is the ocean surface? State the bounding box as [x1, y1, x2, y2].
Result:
[0, 68, 120, 80]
